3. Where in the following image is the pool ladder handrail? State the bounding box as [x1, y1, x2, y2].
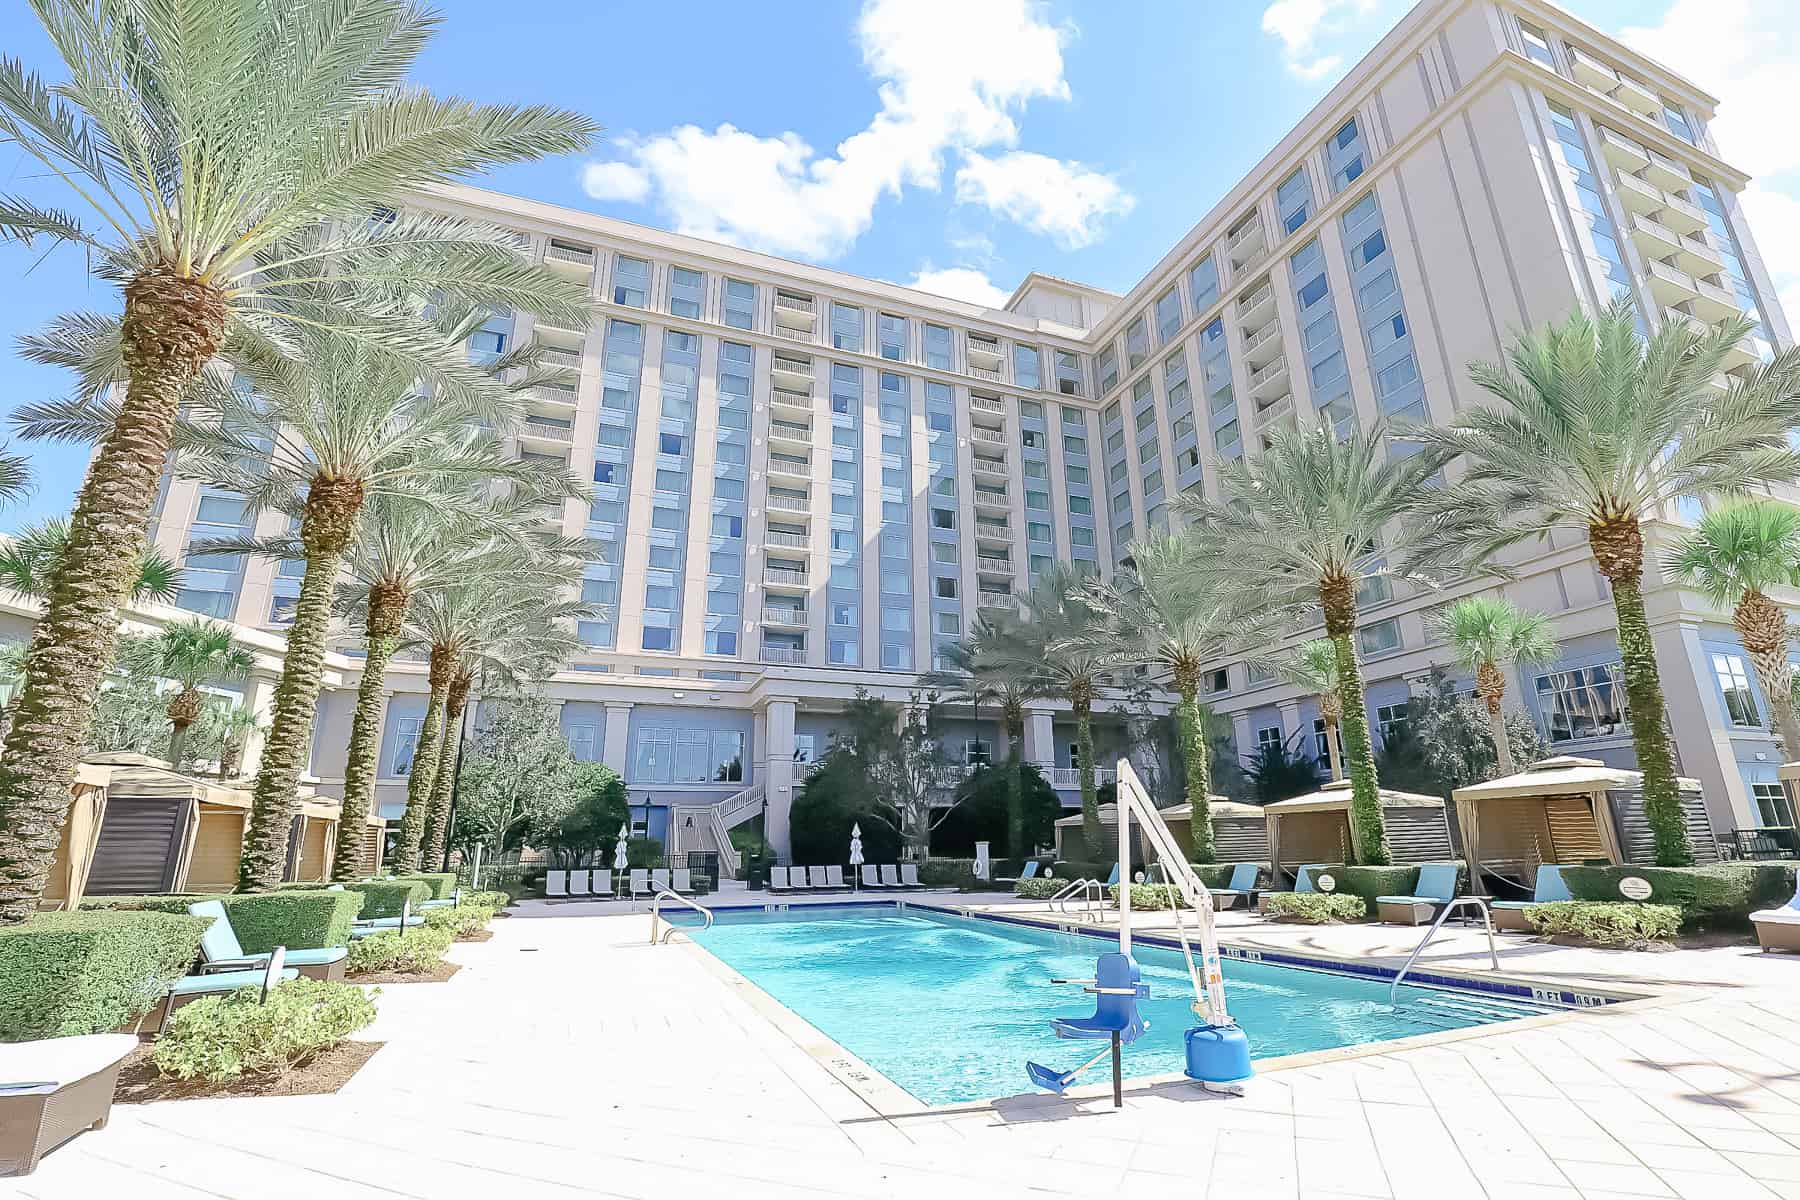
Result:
[649, 887, 715, 944]
[1050, 877, 1108, 919]
[1387, 895, 1500, 1006]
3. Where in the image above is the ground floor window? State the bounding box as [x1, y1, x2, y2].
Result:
[632, 728, 746, 783]
[1256, 726, 1282, 751]
[1752, 781, 1795, 828]
[964, 739, 992, 767]
[1710, 651, 1761, 728]
[1534, 663, 1627, 743]
[1374, 702, 1409, 745]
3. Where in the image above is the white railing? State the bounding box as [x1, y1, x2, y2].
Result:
[774, 293, 815, 314]
[649, 888, 713, 945]
[761, 645, 805, 664]
[1237, 283, 1272, 315]
[970, 395, 1005, 413]
[769, 420, 812, 441]
[765, 495, 810, 513]
[1254, 395, 1294, 428]
[764, 567, 808, 586]
[771, 389, 813, 409]
[772, 356, 813, 376]
[1227, 218, 1262, 249]
[773, 325, 814, 342]
[765, 529, 809, 548]
[975, 519, 1010, 538]
[530, 386, 580, 407]
[668, 781, 763, 879]
[1248, 356, 1287, 392]
[1046, 766, 1119, 789]
[976, 554, 1012, 573]
[762, 607, 807, 625]
[1241, 321, 1281, 357]
[977, 591, 1015, 610]
[970, 427, 1005, 444]
[545, 243, 595, 266]
[971, 456, 1008, 476]
[969, 365, 1004, 382]
[973, 487, 1009, 506]
[537, 346, 583, 369]
[522, 420, 574, 442]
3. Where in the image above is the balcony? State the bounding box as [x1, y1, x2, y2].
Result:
[1247, 355, 1288, 401]
[761, 644, 806, 665]
[974, 518, 1011, 541]
[1612, 171, 1663, 216]
[765, 527, 810, 550]
[968, 364, 1004, 382]
[536, 345, 584, 371]
[768, 419, 812, 446]
[1722, 335, 1762, 372]
[976, 553, 1012, 576]
[1672, 234, 1723, 277]
[1567, 45, 1619, 92]
[767, 454, 811, 480]
[770, 387, 813, 414]
[969, 394, 1005, 414]
[529, 385, 580, 412]
[520, 418, 574, 446]
[967, 337, 1003, 368]
[1644, 259, 1698, 306]
[1690, 277, 1740, 322]
[1241, 320, 1283, 367]
[1644, 148, 1692, 192]
[971, 455, 1009, 480]
[1046, 766, 1118, 790]
[1253, 394, 1294, 429]
[765, 493, 811, 514]
[969, 427, 1005, 445]
[1658, 191, 1708, 235]
[1227, 215, 1266, 267]
[972, 487, 1009, 510]
[772, 325, 814, 343]
[762, 607, 808, 629]
[1237, 281, 1275, 332]
[1611, 75, 1660, 119]
[1597, 126, 1650, 172]
[1629, 213, 1681, 260]
[977, 591, 1015, 612]
[773, 293, 815, 333]
[543, 241, 595, 273]
[764, 566, 809, 590]
[772, 354, 812, 381]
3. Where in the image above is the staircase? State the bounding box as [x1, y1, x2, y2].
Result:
[669, 782, 765, 879]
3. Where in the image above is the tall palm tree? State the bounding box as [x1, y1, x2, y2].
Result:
[1410, 304, 1800, 866]
[0, 449, 30, 508]
[924, 619, 1050, 858]
[122, 618, 257, 768]
[984, 565, 1114, 859]
[1668, 500, 1800, 756]
[1182, 422, 1452, 866]
[1275, 639, 1343, 781]
[0, 518, 182, 605]
[0, 0, 598, 921]
[1081, 535, 1282, 863]
[1434, 595, 1558, 776]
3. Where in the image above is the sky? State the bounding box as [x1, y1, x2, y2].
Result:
[2, 0, 1797, 531]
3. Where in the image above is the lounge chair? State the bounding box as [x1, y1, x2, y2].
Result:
[591, 868, 614, 898]
[899, 863, 925, 890]
[417, 888, 461, 910]
[544, 870, 568, 898]
[650, 868, 671, 894]
[349, 913, 424, 938]
[767, 865, 791, 893]
[1256, 864, 1330, 914]
[141, 951, 298, 1036]
[1208, 864, 1261, 912]
[629, 868, 651, 899]
[824, 865, 850, 890]
[672, 868, 693, 894]
[860, 865, 887, 889]
[1752, 878, 1800, 952]
[1489, 865, 1571, 932]
[787, 867, 814, 892]
[1376, 863, 1461, 925]
[0, 1032, 140, 1175]
[568, 869, 591, 898]
[879, 864, 903, 889]
[1104, 863, 1120, 887]
[996, 860, 1040, 885]
[808, 866, 833, 890]
[188, 900, 347, 982]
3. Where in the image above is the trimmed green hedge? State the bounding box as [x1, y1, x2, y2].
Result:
[1261, 893, 1367, 924]
[1561, 864, 1792, 928]
[387, 872, 457, 900]
[1108, 883, 1191, 911]
[0, 910, 211, 1041]
[93, 890, 364, 952]
[153, 977, 377, 1081]
[1014, 877, 1062, 899]
[347, 880, 430, 919]
[1525, 901, 1682, 946]
[917, 858, 979, 888]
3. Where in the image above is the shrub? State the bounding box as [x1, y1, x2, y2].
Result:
[345, 880, 430, 920]
[387, 872, 457, 900]
[151, 977, 377, 1081]
[1334, 865, 1427, 903]
[1052, 860, 1114, 884]
[0, 910, 210, 1041]
[465, 890, 512, 910]
[917, 858, 978, 888]
[1108, 883, 1192, 911]
[1014, 878, 1063, 899]
[346, 927, 454, 976]
[1189, 864, 1238, 891]
[422, 905, 497, 939]
[1261, 893, 1368, 923]
[626, 837, 664, 870]
[1525, 901, 1681, 947]
[1560, 864, 1792, 928]
[92, 890, 363, 951]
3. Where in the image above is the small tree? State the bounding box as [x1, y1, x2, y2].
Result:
[789, 690, 955, 863]
[1434, 596, 1557, 777]
[122, 619, 256, 768]
[539, 764, 629, 868]
[1403, 671, 1549, 797]
[1243, 740, 1322, 804]
[83, 635, 167, 757]
[1275, 640, 1344, 780]
[450, 698, 590, 863]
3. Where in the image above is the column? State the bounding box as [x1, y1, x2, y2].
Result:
[762, 697, 798, 859]
[1276, 699, 1303, 750]
[601, 701, 634, 774]
[1230, 711, 1253, 765]
[236, 670, 280, 779]
[1023, 707, 1056, 770]
[1651, 617, 1753, 831]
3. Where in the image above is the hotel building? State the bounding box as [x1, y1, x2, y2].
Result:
[123, 0, 1795, 866]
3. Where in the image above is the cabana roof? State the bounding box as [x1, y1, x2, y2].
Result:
[1262, 778, 1444, 815]
[1453, 755, 1701, 803]
[1052, 800, 1199, 828]
[1778, 761, 1800, 784]
[82, 756, 347, 821]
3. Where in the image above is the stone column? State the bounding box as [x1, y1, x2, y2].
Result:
[1023, 707, 1056, 770]
[236, 670, 281, 779]
[762, 697, 798, 859]
[1650, 617, 1753, 832]
[1276, 699, 1303, 751]
[601, 701, 634, 774]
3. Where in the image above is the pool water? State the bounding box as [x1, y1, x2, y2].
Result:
[687, 904, 1558, 1106]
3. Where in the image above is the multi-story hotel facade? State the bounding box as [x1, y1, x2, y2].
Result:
[122, 0, 1795, 861]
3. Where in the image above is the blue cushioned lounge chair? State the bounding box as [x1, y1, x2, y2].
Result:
[1489, 865, 1570, 932]
[1376, 863, 1460, 925]
[188, 900, 348, 981]
[1209, 863, 1262, 911]
[996, 860, 1039, 886]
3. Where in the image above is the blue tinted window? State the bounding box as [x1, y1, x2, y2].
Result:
[1298, 275, 1329, 309]
[1336, 119, 1358, 150]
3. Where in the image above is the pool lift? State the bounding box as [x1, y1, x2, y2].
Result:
[1025, 760, 1253, 1105]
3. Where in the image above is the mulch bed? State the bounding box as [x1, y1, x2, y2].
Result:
[114, 1039, 383, 1104]
[458, 929, 493, 943]
[349, 961, 462, 985]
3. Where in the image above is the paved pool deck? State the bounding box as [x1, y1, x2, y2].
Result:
[18, 889, 1800, 1199]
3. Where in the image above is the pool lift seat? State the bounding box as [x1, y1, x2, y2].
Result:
[1025, 952, 1150, 1106]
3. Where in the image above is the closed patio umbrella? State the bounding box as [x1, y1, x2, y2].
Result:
[613, 823, 629, 874]
[849, 822, 864, 891]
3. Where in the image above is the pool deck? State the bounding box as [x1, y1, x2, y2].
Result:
[18, 887, 1800, 1199]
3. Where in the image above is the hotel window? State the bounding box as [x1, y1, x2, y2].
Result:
[1277, 167, 1312, 235]
[1662, 103, 1697, 145]
[1328, 118, 1365, 194]
[1097, 345, 1119, 394]
[1256, 726, 1282, 752]
[1358, 618, 1401, 657]
[879, 313, 908, 361]
[1752, 781, 1796, 829]
[722, 278, 756, 329]
[1154, 288, 1182, 344]
[669, 267, 704, 319]
[1188, 254, 1220, 313]
[924, 323, 953, 370]
[390, 717, 424, 776]
[1535, 663, 1627, 743]
[1712, 652, 1761, 727]
[1125, 316, 1150, 369]
[831, 303, 863, 352]
[1013, 344, 1042, 389]
[612, 255, 649, 308]
[1518, 19, 1555, 68]
[1375, 702, 1410, 743]
[1054, 349, 1085, 396]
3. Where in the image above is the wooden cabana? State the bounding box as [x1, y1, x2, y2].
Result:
[1263, 779, 1453, 882]
[1153, 799, 1269, 862]
[1453, 755, 1717, 884]
[1052, 800, 1199, 862]
[38, 765, 113, 910]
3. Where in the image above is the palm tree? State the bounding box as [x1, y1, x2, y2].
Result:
[984, 565, 1114, 858]
[0, 518, 182, 605]
[1181, 422, 1452, 866]
[1409, 304, 1800, 866]
[0, 0, 598, 921]
[1668, 500, 1800, 756]
[1080, 535, 1282, 863]
[1433, 596, 1558, 777]
[0, 642, 25, 739]
[1275, 639, 1343, 781]
[207, 704, 264, 780]
[122, 619, 257, 768]
[924, 619, 1050, 858]
[0, 449, 30, 508]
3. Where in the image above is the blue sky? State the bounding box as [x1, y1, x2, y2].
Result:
[3, 0, 1796, 531]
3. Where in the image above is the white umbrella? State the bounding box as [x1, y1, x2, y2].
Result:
[849, 822, 864, 890]
[613, 823, 629, 873]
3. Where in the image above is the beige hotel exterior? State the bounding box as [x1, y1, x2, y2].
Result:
[103, 0, 1794, 864]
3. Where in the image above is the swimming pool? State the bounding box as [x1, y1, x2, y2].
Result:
[687, 903, 1567, 1106]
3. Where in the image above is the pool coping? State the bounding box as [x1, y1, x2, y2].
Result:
[675, 897, 1687, 1121]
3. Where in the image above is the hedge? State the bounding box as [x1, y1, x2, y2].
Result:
[153, 977, 377, 1081]
[1108, 883, 1190, 911]
[1525, 901, 1682, 946]
[1261, 893, 1367, 924]
[1014, 877, 1063, 899]
[917, 858, 979, 888]
[93, 890, 364, 952]
[0, 910, 211, 1041]
[1560, 864, 1792, 928]
[387, 872, 457, 900]
[346, 880, 430, 919]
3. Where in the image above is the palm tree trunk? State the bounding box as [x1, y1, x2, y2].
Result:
[1321, 570, 1388, 866]
[330, 586, 405, 882]
[1590, 517, 1690, 866]
[239, 475, 365, 891]
[1004, 702, 1025, 858]
[1073, 686, 1103, 861]
[1736, 589, 1800, 759]
[165, 686, 203, 770]
[1323, 715, 1344, 781]
[1175, 668, 1215, 864]
[421, 673, 471, 870]
[167, 719, 192, 771]
[394, 647, 454, 871]
[0, 271, 226, 923]
[1475, 661, 1515, 776]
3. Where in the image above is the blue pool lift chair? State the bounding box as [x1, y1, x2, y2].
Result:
[1026, 952, 1150, 1107]
[1488, 865, 1571, 932]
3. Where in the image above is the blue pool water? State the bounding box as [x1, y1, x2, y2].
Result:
[687, 904, 1558, 1106]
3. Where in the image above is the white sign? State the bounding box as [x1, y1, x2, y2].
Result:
[1315, 873, 1337, 893]
[973, 841, 991, 880]
[1618, 876, 1653, 901]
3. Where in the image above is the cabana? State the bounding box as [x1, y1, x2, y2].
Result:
[1452, 755, 1718, 887]
[1052, 800, 1202, 863]
[1154, 799, 1270, 863]
[1263, 779, 1453, 884]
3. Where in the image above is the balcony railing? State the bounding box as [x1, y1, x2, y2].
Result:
[976, 554, 1012, 573]
[762, 607, 807, 626]
[974, 518, 1010, 538]
[771, 388, 813, 410]
[1248, 355, 1287, 395]
[769, 420, 812, 442]
[1253, 395, 1294, 429]
[767, 456, 811, 478]
[764, 566, 809, 586]
[761, 645, 805, 664]
[973, 487, 1009, 507]
[765, 494, 810, 513]
[969, 427, 1005, 444]
[969, 395, 1005, 413]
[774, 293, 815, 314]
[971, 456, 1008, 477]
[536, 346, 583, 369]
[765, 529, 810, 549]
[1227, 217, 1263, 250]
[530, 386, 580, 408]
[1046, 766, 1118, 790]
[521, 419, 574, 443]
[969, 365, 1004, 382]
[977, 591, 1015, 610]
[544, 243, 595, 266]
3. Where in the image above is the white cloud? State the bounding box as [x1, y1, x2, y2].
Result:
[953, 151, 1134, 250]
[905, 266, 1011, 307]
[578, 0, 1129, 260]
[1261, 0, 1377, 81]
